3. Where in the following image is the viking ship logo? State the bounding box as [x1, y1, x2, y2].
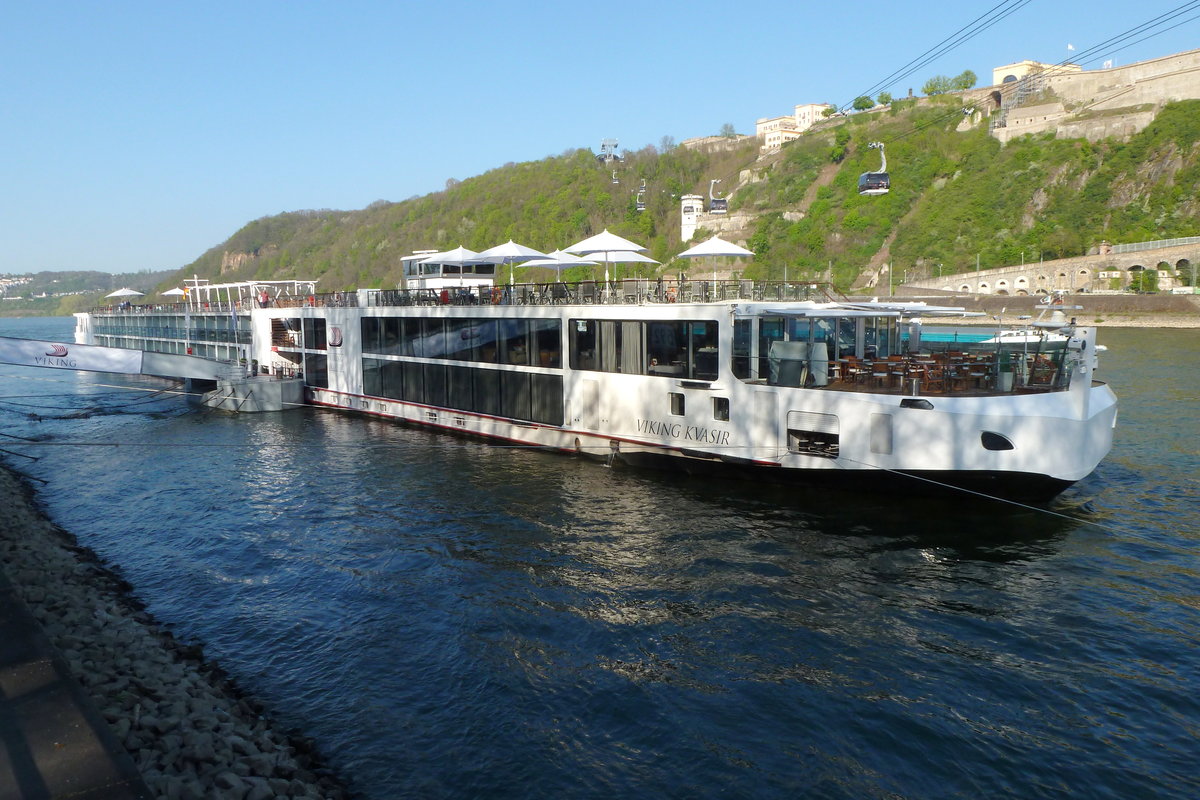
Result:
[329, 326, 343, 347]
[46, 345, 69, 357]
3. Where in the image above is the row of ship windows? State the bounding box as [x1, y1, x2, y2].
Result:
[360, 317, 721, 381]
[94, 326, 251, 344]
[361, 358, 564, 426]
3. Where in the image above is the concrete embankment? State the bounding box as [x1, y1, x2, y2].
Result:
[0, 464, 350, 800]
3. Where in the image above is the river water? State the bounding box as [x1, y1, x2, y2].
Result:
[1, 317, 1197, 799]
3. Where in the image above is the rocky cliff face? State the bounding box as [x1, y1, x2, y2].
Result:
[220, 246, 277, 276]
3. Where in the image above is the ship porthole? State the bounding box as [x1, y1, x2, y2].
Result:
[981, 431, 1015, 451]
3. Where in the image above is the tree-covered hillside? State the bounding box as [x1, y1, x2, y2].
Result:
[180, 141, 759, 290]
[741, 99, 1200, 286]
[172, 99, 1200, 292]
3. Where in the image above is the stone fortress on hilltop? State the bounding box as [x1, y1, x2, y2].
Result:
[754, 47, 1200, 149]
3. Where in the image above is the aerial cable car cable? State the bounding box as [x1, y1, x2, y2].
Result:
[841, 0, 1034, 111]
[842, 0, 1030, 107]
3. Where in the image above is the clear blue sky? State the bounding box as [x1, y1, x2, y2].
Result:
[2, 1, 1197, 274]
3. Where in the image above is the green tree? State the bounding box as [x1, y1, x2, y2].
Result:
[951, 70, 978, 90]
[852, 96, 874, 111]
[922, 75, 952, 96]
[719, 122, 737, 138]
[877, 91, 893, 106]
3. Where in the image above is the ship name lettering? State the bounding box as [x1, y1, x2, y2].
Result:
[32, 356, 78, 368]
[636, 419, 730, 446]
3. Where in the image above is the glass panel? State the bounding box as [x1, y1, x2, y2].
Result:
[501, 319, 530, 365]
[426, 319, 451, 358]
[570, 319, 596, 370]
[757, 317, 784, 380]
[382, 318, 402, 355]
[733, 319, 752, 379]
[362, 357, 382, 396]
[532, 319, 561, 368]
[357, 316, 376, 352]
[501, 371, 531, 421]
[472, 320, 499, 363]
[423, 364, 447, 407]
[474, 369, 501, 416]
[648, 321, 687, 376]
[692, 321, 719, 380]
[401, 318, 422, 356]
[530, 374, 564, 425]
[381, 361, 404, 400]
[444, 318, 477, 361]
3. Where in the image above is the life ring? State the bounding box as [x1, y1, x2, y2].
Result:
[491, 287, 502, 304]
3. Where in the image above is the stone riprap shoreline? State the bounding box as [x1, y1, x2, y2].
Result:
[0, 464, 351, 800]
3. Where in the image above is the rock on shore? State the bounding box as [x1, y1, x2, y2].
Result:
[0, 464, 351, 800]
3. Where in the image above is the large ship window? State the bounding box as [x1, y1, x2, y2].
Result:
[303, 318, 327, 350]
[303, 353, 328, 387]
[756, 316, 784, 381]
[732, 319, 752, 379]
[361, 316, 559, 370]
[444, 319, 477, 362]
[361, 317, 380, 353]
[401, 318, 422, 355]
[568, 319, 721, 379]
[570, 320, 596, 370]
[501, 319, 531, 365]
[532, 319, 562, 368]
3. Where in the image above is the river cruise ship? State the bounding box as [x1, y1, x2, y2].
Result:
[74, 269, 1117, 501]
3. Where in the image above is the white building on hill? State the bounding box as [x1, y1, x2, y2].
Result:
[755, 103, 835, 150]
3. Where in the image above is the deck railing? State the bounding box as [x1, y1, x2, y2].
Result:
[365, 279, 841, 308]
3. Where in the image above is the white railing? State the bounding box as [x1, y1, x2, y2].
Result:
[1110, 236, 1200, 254]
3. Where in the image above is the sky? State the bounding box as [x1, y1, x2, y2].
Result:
[2, 1, 1198, 275]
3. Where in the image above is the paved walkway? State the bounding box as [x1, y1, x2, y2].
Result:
[0, 571, 150, 800]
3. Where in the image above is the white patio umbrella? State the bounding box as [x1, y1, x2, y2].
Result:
[587, 250, 660, 285]
[517, 250, 597, 280]
[105, 288, 144, 298]
[417, 245, 484, 266]
[677, 235, 754, 284]
[161, 287, 186, 296]
[476, 240, 550, 286]
[565, 229, 648, 287]
[677, 236, 755, 259]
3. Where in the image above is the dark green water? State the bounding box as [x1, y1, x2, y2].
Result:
[1, 319, 1197, 799]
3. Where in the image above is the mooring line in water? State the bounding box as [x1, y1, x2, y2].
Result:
[835, 454, 1122, 533]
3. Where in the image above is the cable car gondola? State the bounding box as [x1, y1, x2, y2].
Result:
[636, 179, 646, 212]
[858, 141, 889, 196]
[709, 179, 728, 213]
